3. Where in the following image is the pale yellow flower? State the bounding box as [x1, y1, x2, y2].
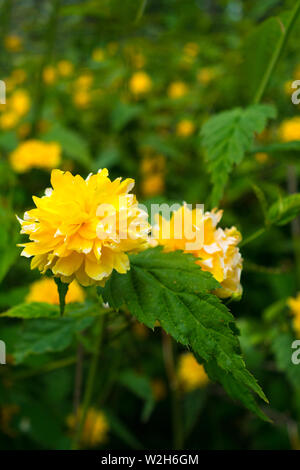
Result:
[57, 60, 74, 77]
[26, 277, 85, 304]
[67, 408, 109, 447]
[43, 66, 57, 85]
[10, 140, 61, 173]
[92, 48, 105, 62]
[18, 169, 150, 287]
[176, 119, 195, 137]
[279, 117, 300, 142]
[167, 81, 188, 99]
[5, 35, 22, 52]
[129, 71, 152, 95]
[178, 353, 209, 392]
[153, 206, 243, 298]
[288, 293, 300, 337]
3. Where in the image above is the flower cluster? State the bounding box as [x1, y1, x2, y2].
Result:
[18, 169, 150, 286]
[10, 140, 61, 173]
[153, 205, 243, 298]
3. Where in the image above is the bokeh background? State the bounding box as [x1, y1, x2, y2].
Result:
[1, 0, 300, 450]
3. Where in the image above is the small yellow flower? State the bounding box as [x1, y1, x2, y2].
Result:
[141, 173, 165, 198]
[26, 277, 85, 304]
[183, 42, 199, 58]
[129, 71, 152, 95]
[255, 152, 269, 164]
[0, 111, 19, 130]
[67, 408, 109, 447]
[279, 117, 300, 142]
[73, 90, 91, 109]
[141, 155, 165, 175]
[43, 65, 57, 85]
[10, 140, 61, 173]
[18, 169, 150, 287]
[76, 73, 93, 89]
[167, 81, 188, 99]
[178, 353, 209, 392]
[10, 89, 30, 117]
[176, 119, 195, 137]
[153, 206, 243, 298]
[92, 48, 105, 62]
[57, 60, 74, 77]
[4, 35, 22, 52]
[288, 293, 300, 337]
[197, 67, 215, 85]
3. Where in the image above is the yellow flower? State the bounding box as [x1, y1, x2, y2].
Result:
[183, 42, 199, 58]
[178, 353, 209, 392]
[255, 152, 269, 164]
[18, 169, 150, 287]
[167, 81, 188, 99]
[57, 60, 74, 77]
[197, 67, 215, 85]
[92, 48, 105, 62]
[10, 140, 61, 173]
[67, 408, 109, 447]
[0, 111, 19, 130]
[141, 173, 165, 198]
[76, 73, 93, 89]
[279, 117, 300, 142]
[176, 119, 195, 137]
[153, 206, 243, 298]
[26, 277, 85, 304]
[73, 90, 91, 108]
[129, 71, 152, 95]
[141, 154, 165, 175]
[10, 89, 30, 116]
[288, 293, 300, 337]
[43, 65, 57, 84]
[4, 35, 22, 52]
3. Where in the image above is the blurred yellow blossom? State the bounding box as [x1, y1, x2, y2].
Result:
[10, 89, 30, 117]
[92, 48, 105, 62]
[43, 65, 57, 85]
[288, 293, 300, 337]
[255, 152, 269, 164]
[167, 81, 188, 99]
[18, 169, 150, 287]
[67, 408, 109, 447]
[184, 42, 199, 57]
[153, 206, 243, 298]
[0, 111, 19, 130]
[11, 68, 27, 84]
[197, 67, 215, 85]
[57, 60, 74, 77]
[76, 73, 93, 89]
[26, 277, 85, 304]
[279, 117, 300, 142]
[10, 140, 61, 173]
[129, 71, 152, 95]
[176, 119, 195, 137]
[178, 353, 209, 392]
[5, 34, 22, 52]
[141, 173, 165, 198]
[73, 90, 91, 108]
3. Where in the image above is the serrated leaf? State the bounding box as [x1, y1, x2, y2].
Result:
[99, 248, 267, 413]
[10, 316, 94, 364]
[201, 104, 276, 206]
[268, 194, 300, 226]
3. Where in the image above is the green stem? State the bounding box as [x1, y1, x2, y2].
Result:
[134, 0, 147, 24]
[253, 0, 300, 104]
[72, 314, 105, 450]
[162, 332, 184, 450]
[240, 227, 267, 247]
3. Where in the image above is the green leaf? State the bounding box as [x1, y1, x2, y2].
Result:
[10, 316, 94, 364]
[1, 300, 100, 319]
[201, 104, 276, 206]
[119, 370, 155, 422]
[99, 248, 267, 415]
[268, 194, 300, 226]
[111, 101, 142, 131]
[42, 123, 92, 168]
